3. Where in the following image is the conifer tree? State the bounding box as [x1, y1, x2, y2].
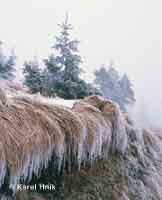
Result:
[0, 42, 16, 80]
[44, 15, 96, 99]
[23, 59, 43, 94]
[119, 74, 135, 106]
[94, 65, 135, 111]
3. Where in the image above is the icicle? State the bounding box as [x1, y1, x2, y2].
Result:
[0, 161, 6, 187]
[0, 142, 6, 188]
[112, 103, 128, 154]
[0, 94, 134, 193]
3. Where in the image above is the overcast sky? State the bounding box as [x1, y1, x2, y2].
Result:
[1, 0, 162, 126]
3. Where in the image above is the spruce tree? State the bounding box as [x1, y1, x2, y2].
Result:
[94, 66, 120, 100]
[0, 42, 16, 80]
[94, 65, 135, 111]
[43, 54, 64, 96]
[119, 74, 135, 106]
[44, 15, 96, 99]
[23, 59, 43, 94]
[53, 15, 82, 82]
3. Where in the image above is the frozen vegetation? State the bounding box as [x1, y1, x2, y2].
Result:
[0, 92, 162, 199]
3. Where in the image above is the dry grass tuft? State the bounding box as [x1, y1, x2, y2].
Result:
[1, 92, 162, 199]
[0, 93, 127, 192]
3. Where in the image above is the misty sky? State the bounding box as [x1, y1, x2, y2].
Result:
[1, 0, 162, 126]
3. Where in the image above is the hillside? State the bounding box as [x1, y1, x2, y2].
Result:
[0, 92, 162, 199]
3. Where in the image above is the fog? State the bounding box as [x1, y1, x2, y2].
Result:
[0, 0, 162, 128]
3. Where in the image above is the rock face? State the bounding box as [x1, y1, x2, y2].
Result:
[0, 95, 162, 199]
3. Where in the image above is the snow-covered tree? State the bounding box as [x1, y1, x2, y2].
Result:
[94, 66, 120, 99]
[43, 54, 64, 96]
[119, 74, 135, 106]
[94, 65, 135, 111]
[0, 42, 16, 80]
[23, 59, 44, 94]
[53, 14, 82, 81]
[44, 15, 96, 99]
